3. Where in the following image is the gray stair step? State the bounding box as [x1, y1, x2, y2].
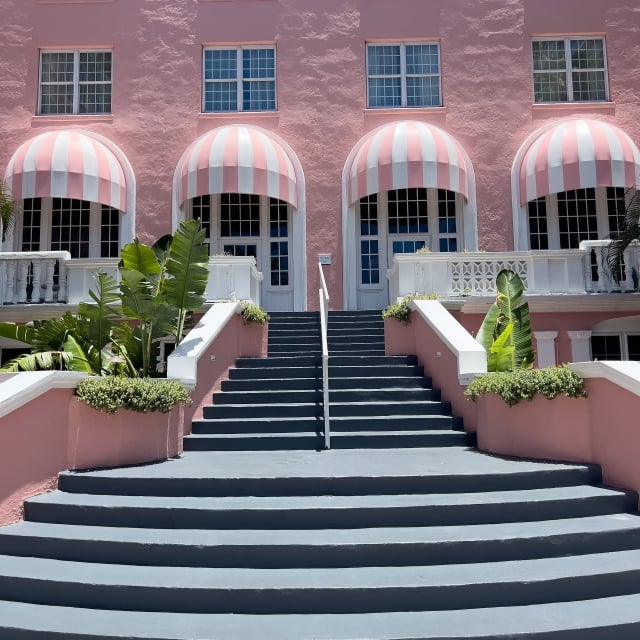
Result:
[220, 377, 433, 392]
[329, 400, 451, 417]
[184, 430, 473, 451]
[3, 594, 640, 640]
[25, 485, 636, 529]
[221, 378, 322, 391]
[203, 403, 322, 419]
[4, 549, 640, 614]
[3, 514, 640, 568]
[269, 343, 322, 353]
[55, 450, 603, 497]
[230, 365, 321, 380]
[235, 355, 417, 368]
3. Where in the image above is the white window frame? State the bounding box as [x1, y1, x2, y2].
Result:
[186, 194, 292, 293]
[15, 197, 119, 259]
[202, 45, 277, 113]
[38, 49, 112, 115]
[526, 187, 630, 250]
[590, 333, 640, 361]
[366, 42, 442, 109]
[531, 37, 609, 104]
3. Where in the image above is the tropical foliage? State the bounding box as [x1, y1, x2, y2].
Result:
[605, 187, 640, 284]
[0, 180, 16, 242]
[241, 302, 269, 324]
[381, 294, 439, 324]
[0, 219, 209, 377]
[476, 269, 535, 372]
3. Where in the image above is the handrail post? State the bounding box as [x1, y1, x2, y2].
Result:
[318, 262, 330, 450]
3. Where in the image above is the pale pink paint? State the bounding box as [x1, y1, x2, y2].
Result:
[474, 378, 640, 508]
[0, 317, 267, 526]
[1, 0, 638, 308]
[384, 316, 478, 432]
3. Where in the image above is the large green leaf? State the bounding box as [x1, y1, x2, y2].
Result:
[477, 269, 535, 372]
[162, 219, 209, 343]
[120, 239, 162, 280]
[0, 322, 34, 346]
[78, 271, 121, 353]
[61, 334, 96, 373]
[605, 188, 640, 284]
[0, 351, 73, 372]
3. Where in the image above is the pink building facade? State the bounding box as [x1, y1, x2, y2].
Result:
[1, 0, 640, 364]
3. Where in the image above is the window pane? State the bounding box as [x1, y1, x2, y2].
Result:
[388, 188, 428, 234]
[406, 76, 440, 107]
[21, 198, 42, 251]
[40, 84, 74, 114]
[79, 52, 111, 82]
[51, 198, 91, 259]
[220, 193, 260, 237]
[359, 195, 378, 236]
[571, 70, 606, 101]
[79, 83, 111, 114]
[558, 188, 598, 249]
[367, 45, 401, 75]
[570, 39, 604, 70]
[204, 49, 237, 80]
[360, 239, 379, 285]
[242, 48, 274, 79]
[204, 81, 237, 111]
[533, 72, 567, 103]
[627, 335, 640, 360]
[406, 44, 439, 75]
[590, 335, 621, 360]
[368, 77, 401, 107]
[532, 41, 566, 71]
[242, 80, 276, 110]
[100, 205, 119, 258]
[41, 52, 74, 83]
[527, 197, 549, 250]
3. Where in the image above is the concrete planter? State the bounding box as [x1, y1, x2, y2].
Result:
[67, 399, 184, 470]
[476, 393, 592, 464]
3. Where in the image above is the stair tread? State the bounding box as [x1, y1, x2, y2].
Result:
[3, 547, 640, 590]
[27, 484, 630, 511]
[4, 513, 640, 547]
[2, 594, 640, 639]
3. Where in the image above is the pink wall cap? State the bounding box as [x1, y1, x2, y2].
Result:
[519, 119, 640, 205]
[4, 130, 128, 212]
[346, 120, 471, 205]
[176, 125, 298, 209]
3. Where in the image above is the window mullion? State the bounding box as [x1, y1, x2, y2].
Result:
[237, 48, 243, 111]
[73, 51, 80, 114]
[547, 195, 561, 250]
[427, 188, 437, 251]
[564, 39, 574, 102]
[400, 44, 408, 107]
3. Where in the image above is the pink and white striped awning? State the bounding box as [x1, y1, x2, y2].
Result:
[4, 130, 127, 212]
[346, 121, 471, 205]
[519, 119, 640, 204]
[177, 125, 298, 209]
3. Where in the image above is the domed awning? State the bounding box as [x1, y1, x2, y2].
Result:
[177, 125, 298, 208]
[4, 130, 127, 211]
[346, 120, 471, 205]
[519, 119, 640, 204]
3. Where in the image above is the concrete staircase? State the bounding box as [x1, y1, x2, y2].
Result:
[1, 310, 640, 638]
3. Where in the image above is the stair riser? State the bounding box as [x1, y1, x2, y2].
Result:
[191, 416, 461, 433]
[221, 379, 321, 392]
[330, 402, 452, 417]
[2, 528, 640, 569]
[235, 355, 417, 367]
[184, 436, 323, 451]
[203, 405, 321, 419]
[56, 467, 602, 497]
[3, 569, 640, 615]
[25, 495, 635, 531]
[212, 389, 441, 405]
[269, 344, 322, 354]
[229, 368, 321, 380]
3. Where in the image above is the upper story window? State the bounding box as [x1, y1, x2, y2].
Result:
[39, 50, 112, 115]
[203, 46, 276, 112]
[366, 42, 441, 108]
[532, 38, 608, 103]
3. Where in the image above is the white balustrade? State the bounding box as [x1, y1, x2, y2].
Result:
[0, 252, 71, 305]
[65, 258, 119, 304]
[206, 256, 264, 305]
[579, 240, 640, 293]
[388, 250, 590, 300]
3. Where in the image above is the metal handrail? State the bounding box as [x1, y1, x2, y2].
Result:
[318, 262, 331, 449]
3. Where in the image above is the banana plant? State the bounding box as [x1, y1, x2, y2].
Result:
[476, 269, 535, 372]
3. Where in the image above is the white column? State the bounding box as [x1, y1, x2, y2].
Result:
[534, 331, 558, 368]
[568, 330, 592, 363]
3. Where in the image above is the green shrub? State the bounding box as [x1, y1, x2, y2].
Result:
[241, 302, 269, 325]
[382, 294, 438, 324]
[464, 366, 587, 407]
[76, 377, 192, 414]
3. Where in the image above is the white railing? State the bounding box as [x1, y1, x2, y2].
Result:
[388, 250, 592, 300]
[0, 251, 70, 304]
[318, 261, 331, 450]
[579, 240, 640, 293]
[206, 256, 263, 306]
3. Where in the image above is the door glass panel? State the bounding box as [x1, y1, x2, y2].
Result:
[220, 193, 260, 237]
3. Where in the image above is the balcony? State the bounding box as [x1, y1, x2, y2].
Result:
[387, 242, 640, 301]
[0, 253, 263, 309]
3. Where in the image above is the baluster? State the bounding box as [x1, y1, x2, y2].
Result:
[17, 260, 29, 303]
[5, 260, 17, 304]
[583, 248, 594, 293]
[56, 259, 67, 302]
[622, 247, 634, 292]
[0, 261, 6, 305]
[31, 259, 42, 302]
[42, 260, 55, 302]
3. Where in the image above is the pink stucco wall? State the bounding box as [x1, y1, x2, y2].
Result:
[475, 378, 640, 507]
[1, 1, 639, 309]
[0, 316, 267, 526]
